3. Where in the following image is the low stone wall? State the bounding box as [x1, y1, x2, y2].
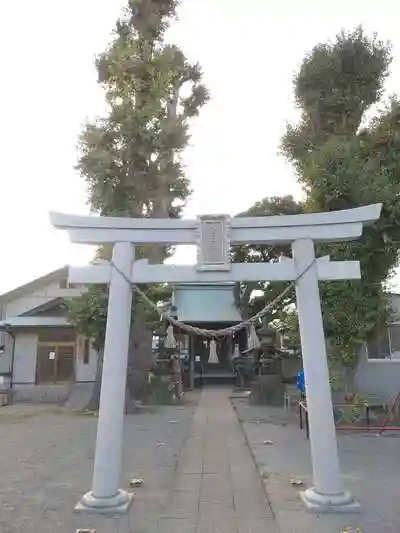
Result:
[11, 384, 71, 405]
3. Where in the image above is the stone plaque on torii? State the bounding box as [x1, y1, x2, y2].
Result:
[50, 203, 382, 514]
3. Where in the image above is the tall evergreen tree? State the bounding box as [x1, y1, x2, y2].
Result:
[281, 27, 400, 380]
[69, 0, 209, 408]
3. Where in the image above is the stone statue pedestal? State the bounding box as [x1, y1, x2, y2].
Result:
[250, 374, 285, 406]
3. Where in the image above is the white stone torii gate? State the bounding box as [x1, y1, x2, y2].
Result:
[50, 203, 382, 514]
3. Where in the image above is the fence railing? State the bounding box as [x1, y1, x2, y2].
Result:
[298, 399, 392, 439]
[299, 401, 309, 439]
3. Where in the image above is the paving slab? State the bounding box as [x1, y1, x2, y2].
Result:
[157, 517, 197, 533]
[175, 473, 203, 492]
[164, 387, 277, 532]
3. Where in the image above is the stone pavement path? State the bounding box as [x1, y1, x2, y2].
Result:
[158, 387, 278, 533]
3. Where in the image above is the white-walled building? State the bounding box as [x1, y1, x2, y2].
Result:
[355, 293, 400, 403]
[0, 267, 98, 401]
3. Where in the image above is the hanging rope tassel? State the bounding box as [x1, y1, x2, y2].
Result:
[247, 324, 261, 350]
[164, 324, 176, 349]
[232, 343, 240, 360]
[209, 339, 219, 364]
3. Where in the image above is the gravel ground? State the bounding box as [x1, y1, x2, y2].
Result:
[232, 396, 400, 533]
[3, 391, 397, 533]
[0, 395, 198, 533]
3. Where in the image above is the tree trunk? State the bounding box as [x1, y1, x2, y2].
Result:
[126, 193, 173, 399]
[126, 324, 155, 402]
[84, 349, 104, 411]
[343, 365, 356, 395]
[82, 347, 150, 413]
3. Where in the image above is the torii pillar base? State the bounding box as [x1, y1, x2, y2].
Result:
[75, 489, 134, 515]
[300, 488, 360, 514]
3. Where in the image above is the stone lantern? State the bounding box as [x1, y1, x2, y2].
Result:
[250, 320, 285, 406]
[257, 324, 276, 352]
[257, 322, 282, 373]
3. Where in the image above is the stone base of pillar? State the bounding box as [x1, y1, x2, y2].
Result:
[300, 488, 360, 514]
[74, 489, 134, 514]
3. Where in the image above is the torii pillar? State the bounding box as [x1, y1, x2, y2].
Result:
[292, 238, 358, 511]
[76, 242, 135, 513]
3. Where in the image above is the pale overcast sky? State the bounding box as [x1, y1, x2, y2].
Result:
[0, 0, 399, 294]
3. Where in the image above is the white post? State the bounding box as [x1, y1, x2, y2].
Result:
[76, 242, 134, 514]
[292, 238, 359, 512]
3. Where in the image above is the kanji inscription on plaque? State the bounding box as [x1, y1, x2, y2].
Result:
[196, 214, 231, 271]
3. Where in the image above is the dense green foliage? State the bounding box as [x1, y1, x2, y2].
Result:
[69, 0, 208, 355]
[235, 28, 400, 376]
[231, 196, 302, 323]
[79, 0, 208, 219]
[280, 27, 400, 367]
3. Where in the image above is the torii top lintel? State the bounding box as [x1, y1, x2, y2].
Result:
[49, 203, 382, 246]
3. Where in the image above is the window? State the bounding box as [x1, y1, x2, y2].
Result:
[367, 325, 400, 360]
[388, 325, 400, 352]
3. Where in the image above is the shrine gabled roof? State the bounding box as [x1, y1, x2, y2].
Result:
[172, 282, 242, 323]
